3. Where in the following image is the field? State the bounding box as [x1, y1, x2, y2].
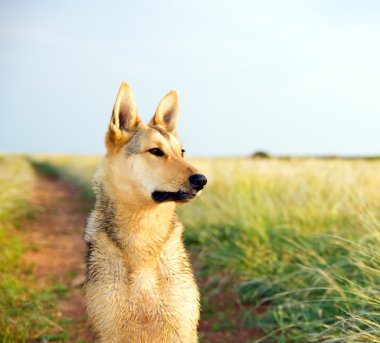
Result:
[1, 154, 380, 342]
[0, 156, 75, 342]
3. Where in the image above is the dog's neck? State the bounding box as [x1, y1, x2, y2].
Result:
[95, 181, 177, 271]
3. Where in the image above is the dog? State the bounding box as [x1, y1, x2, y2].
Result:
[84, 82, 207, 342]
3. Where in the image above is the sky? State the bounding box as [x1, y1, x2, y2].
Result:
[1, 0, 379, 156]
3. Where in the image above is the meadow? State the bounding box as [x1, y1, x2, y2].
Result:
[0, 156, 69, 342]
[1, 154, 380, 342]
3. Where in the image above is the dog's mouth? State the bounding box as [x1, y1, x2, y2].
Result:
[152, 190, 196, 203]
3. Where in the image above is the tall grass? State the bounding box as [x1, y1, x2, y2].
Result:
[179, 158, 380, 342]
[37, 156, 380, 342]
[0, 156, 68, 342]
[0, 156, 36, 340]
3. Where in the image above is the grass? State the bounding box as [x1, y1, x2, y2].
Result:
[30, 155, 99, 201]
[0, 156, 69, 342]
[179, 158, 380, 342]
[6, 155, 380, 342]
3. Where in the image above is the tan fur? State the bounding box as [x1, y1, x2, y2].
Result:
[85, 82, 204, 342]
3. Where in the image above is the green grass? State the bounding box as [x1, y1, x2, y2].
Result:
[28, 156, 380, 342]
[0, 156, 69, 342]
[179, 158, 380, 342]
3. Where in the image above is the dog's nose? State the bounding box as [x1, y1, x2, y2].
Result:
[189, 174, 207, 191]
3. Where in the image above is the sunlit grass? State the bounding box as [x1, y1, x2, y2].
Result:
[0, 156, 68, 342]
[179, 158, 380, 341]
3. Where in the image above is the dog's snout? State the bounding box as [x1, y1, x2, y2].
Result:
[189, 174, 207, 191]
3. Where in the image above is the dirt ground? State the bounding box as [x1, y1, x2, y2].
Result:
[24, 173, 261, 342]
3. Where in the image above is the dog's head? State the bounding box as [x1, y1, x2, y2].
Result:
[103, 82, 207, 205]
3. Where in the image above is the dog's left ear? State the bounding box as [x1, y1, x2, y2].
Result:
[149, 90, 179, 136]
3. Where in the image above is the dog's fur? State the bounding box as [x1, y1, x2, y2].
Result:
[85, 82, 205, 342]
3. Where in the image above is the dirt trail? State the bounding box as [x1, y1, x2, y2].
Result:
[24, 173, 94, 341]
[24, 173, 261, 342]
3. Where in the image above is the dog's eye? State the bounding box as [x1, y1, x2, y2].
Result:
[148, 148, 164, 157]
[181, 149, 185, 157]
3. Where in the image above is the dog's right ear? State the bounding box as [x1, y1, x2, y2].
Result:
[106, 82, 141, 149]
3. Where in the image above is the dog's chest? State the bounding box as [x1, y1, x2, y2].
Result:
[102, 257, 172, 312]
[86, 242, 200, 339]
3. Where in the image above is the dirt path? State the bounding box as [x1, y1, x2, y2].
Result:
[24, 172, 261, 342]
[24, 173, 94, 342]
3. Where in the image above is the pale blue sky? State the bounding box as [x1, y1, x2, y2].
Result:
[1, 0, 379, 156]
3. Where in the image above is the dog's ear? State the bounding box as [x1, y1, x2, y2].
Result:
[149, 90, 179, 136]
[107, 82, 141, 148]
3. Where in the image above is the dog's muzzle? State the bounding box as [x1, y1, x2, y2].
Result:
[152, 174, 207, 203]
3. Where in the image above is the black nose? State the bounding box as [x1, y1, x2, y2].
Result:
[189, 174, 207, 191]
